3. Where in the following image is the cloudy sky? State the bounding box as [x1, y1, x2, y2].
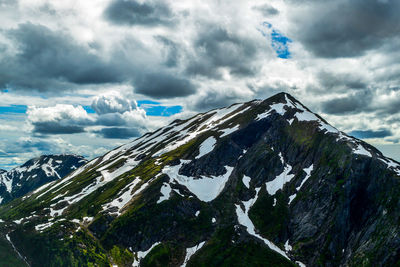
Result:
[1, 0, 400, 169]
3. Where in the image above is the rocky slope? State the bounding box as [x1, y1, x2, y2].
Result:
[0, 92, 399, 267]
[0, 154, 87, 205]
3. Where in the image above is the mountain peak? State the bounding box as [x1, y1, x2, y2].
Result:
[264, 91, 295, 103]
[1, 93, 400, 266]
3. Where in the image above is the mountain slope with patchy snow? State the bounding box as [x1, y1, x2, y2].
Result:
[0, 154, 87, 205]
[0, 92, 399, 267]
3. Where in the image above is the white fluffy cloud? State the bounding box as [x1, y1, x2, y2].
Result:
[91, 91, 139, 115]
[27, 104, 92, 124]
[25, 91, 153, 139]
[27, 104, 93, 134]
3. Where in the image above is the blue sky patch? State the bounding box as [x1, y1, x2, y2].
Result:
[271, 30, 292, 58]
[0, 105, 27, 114]
[144, 105, 182, 116]
[259, 22, 292, 59]
[137, 100, 161, 106]
[82, 106, 96, 114]
[137, 100, 182, 117]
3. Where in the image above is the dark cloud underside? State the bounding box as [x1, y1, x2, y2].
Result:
[93, 127, 142, 139]
[104, 0, 174, 26]
[317, 72, 367, 91]
[321, 91, 372, 114]
[350, 129, 392, 139]
[292, 0, 400, 58]
[32, 122, 85, 135]
[0, 22, 197, 99]
[155, 36, 180, 67]
[186, 26, 259, 79]
[134, 72, 196, 99]
[1, 23, 122, 91]
[11, 139, 60, 153]
[192, 89, 244, 112]
[255, 4, 279, 16]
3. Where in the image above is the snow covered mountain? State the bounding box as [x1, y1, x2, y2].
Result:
[0, 92, 399, 266]
[0, 155, 87, 205]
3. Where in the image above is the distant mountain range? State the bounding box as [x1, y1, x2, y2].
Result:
[0, 92, 399, 266]
[0, 155, 87, 205]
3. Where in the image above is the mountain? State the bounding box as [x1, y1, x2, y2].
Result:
[0, 154, 87, 205]
[0, 92, 400, 267]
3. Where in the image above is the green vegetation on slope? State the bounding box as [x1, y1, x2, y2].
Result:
[188, 227, 295, 267]
[0, 234, 27, 267]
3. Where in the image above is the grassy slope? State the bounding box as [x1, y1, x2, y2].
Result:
[0, 234, 26, 267]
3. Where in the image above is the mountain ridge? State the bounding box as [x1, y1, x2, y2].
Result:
[0, 92, 399, 266]
[0, 154, 87, 205]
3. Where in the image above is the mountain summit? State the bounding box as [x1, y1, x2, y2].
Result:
[0, 92, 399, 266]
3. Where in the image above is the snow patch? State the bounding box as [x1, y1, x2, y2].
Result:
[287, 164, 314, 205]
[294, 111, 319, 122]
[100, 158, 139, 182]
[219, 125, 240, 137]
[284, 240, 292, 251]
[181, 241, 206, 267]
[353, 144, 372, 157]
[278, 153, 285, 164]
[132, 242, 161, 267]
[319, 122, 338, 134]
[288, 194, 296, 205]
[103, 176, 154, 215]
[296, 164, 313, 191]
[49, 206, 68, 217]
[157, 183, 172, 204]
[82, 216, 94, 223]
[379, 158, 400, 176]
[162, 162, 233, 202]
[256, 95, 298, 121]
[235, 187, 290, 260]
[266, 164, 295, 195]
[13, 218, 23, 224]
[35, 221, 54, 232]
[50, 157, 140, 216]
[0, 175, 13, 193]
[152, 103, 247, 157]
[196, 136, 217, 159]
[41, 162, 61, 179]
[242, 175, 251, 189]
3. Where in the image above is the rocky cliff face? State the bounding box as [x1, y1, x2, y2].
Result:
[0, 154, 87, 205]
[0, 93, 399, 267]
